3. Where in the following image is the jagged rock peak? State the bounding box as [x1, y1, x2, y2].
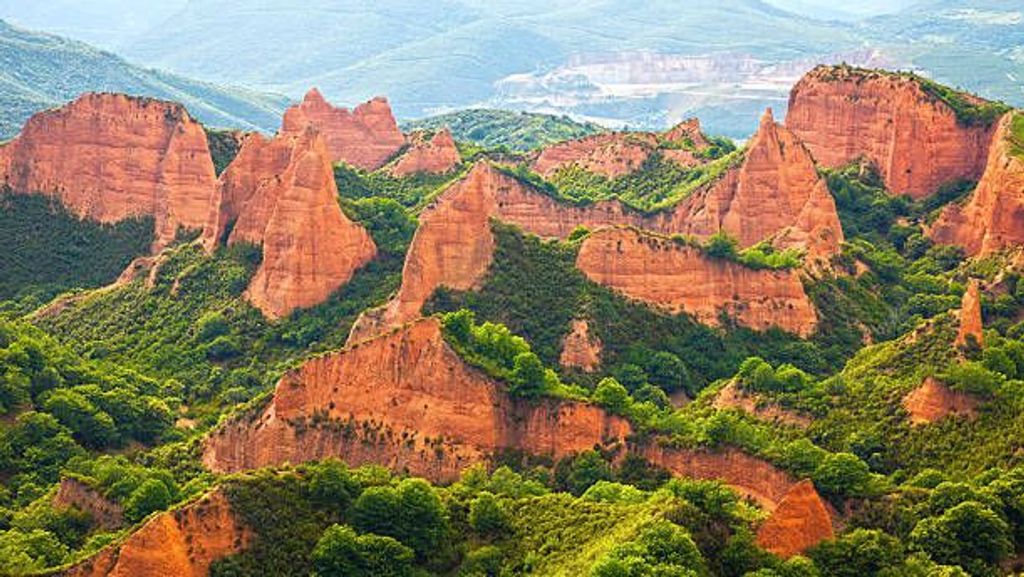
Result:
[931, 112, 1024, 255]
[955, 279, 984, 349]
[204, 126, 377, 319]
[389, 128, 461, 176]
[281, 89, 405, 170]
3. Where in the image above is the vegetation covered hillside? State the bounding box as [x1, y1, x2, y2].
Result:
[1, 66, 1024, 577]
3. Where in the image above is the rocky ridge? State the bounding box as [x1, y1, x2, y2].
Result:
[576, 227, 818, 336]
[60, 489, 249, 577]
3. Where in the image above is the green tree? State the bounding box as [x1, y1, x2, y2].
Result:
[910, 501, 1012, 571]
[808, 529, 902, 577]
[510, 352, 546, 398]
[813, 453, 871, 498]
[125, 478, 173, 523]
[705, 231, 739, 260]
[562, 450, 613, 496]
[594, 378, 631, 415]
[312, 524, 363, 576]
[645, 351, 690, 393]
[468, 492, 509, 539]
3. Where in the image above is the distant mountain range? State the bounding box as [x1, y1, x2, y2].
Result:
[0, 18, 288, 139]
[0, 1, 1020, 138]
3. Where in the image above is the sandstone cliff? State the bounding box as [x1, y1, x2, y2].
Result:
[755, 480, 834, 558]
[389, 129, 461, 176]
[61, 489, 249, 577]
[640, 444, 798, 511]
[931, 113, 1024, 255]
[902, 376, 979, 425]
[955, 279, 984, 349]
[787, 65, 997, 199]
[0, 93, 218, 248]
[205, 317, 631, 481]
[204, 127, 377, 318]
[281, 88, 405, 171]
[560, 319, 602, 372]
[576, 228, 818, 336]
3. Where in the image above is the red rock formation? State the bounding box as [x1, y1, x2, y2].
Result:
[389, 129, 461, 176]
[931, 113, 1024, 255]
[756, 480, 835, 557]
[350, 141, 840, 341]
[902, 376, 980, 425]
[787, 65, 997, 199]
[576, 227, 818, 336]
[53, 478, 124, 530]
[204, 317, 631, 481]
[281, 88, 405, 170]
[640, 445, 797, 510]
[663, 109, 844, 262]
[955, 280, 984, 349]
[560, 319, 602, 372]
[532, 118, 713, 178]
[712, 381, 811, 427]
[533, 132, 661, 178]
[0, 93, 218, 248]
[204, 128, 377, 318]
[61, 490, 250, 577]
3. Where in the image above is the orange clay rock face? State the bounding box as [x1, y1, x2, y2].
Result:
[60, 490, 250, 577]
[640, 445, 798, 510]
[787, 65, 996, 199]
[712, 381, 811, 427]
[203, 128, 377, 319]
[389, 129, 461, 176]
[576, 228, 818, 336]
[756, 480, 835, 558]
[931, 113, 1024, 255]
[203, 317, 630, 481]
[955, 280, 984, 349]
[53, 478, 124, 530]
[281, 88, 405, 170]
[0, 93, 217, 248]
[663, 109, 844, 263]
[532, 118, 712, 178]
[560, 319, 602, 372]
[902, 376, 980, 425]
